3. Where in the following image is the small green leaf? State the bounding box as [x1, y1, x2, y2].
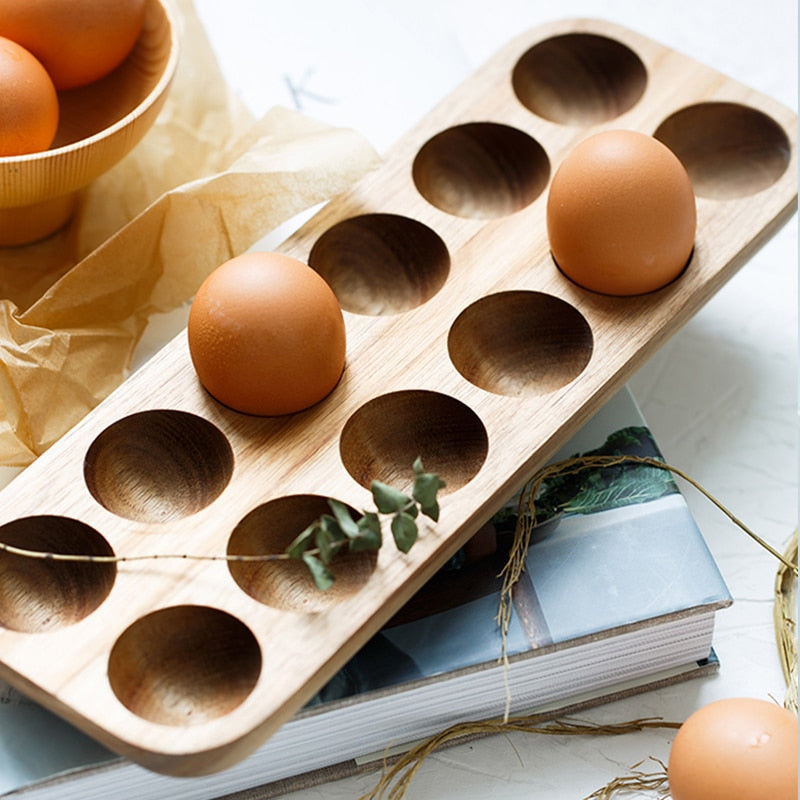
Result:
[319, 512, 344, 539]
[412, 471, 445, 511]
[328, 499, 360, 539]
[359, 511, 382, 535]
[391, 512, 418, 553]
[314, 525, 336, 564]
[351, 528, 382, 552]
[371, 481, 412, 514]
[420, 499, 440, 522]
[302, 552, 334, 590]
[348, 513, 382, 552]
[285, 523, 317, 559]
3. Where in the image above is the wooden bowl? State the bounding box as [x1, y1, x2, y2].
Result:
[0, 0, 179, 246]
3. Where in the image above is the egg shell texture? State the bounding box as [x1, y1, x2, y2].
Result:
[0, 35, 59, 155]
[667, 697, 798, 800]
[0, 0, 147, 89]
[546, 129, 697, 296]
[187, 252, 347, 417]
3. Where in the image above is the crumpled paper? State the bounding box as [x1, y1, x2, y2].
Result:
[0, 0, 380, 466]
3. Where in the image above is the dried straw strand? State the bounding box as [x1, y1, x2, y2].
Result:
[358, 717, 680, 800]
[581, 758, 670, 800]
[773, 530, 798, 712]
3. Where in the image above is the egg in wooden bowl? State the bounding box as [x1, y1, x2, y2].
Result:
[0, 0, 178, 246]
[0, 35, 60, 158]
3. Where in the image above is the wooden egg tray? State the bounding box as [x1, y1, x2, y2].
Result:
[0, 18, 795, 777]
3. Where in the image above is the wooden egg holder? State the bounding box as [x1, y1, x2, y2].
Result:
[0, 18, 795, 776]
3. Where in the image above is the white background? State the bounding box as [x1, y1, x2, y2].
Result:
[190, 2, 797, 798]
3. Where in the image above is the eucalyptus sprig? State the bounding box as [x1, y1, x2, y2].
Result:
[285, 457, 446, 590]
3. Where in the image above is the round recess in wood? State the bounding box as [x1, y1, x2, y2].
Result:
[448, 291, 593, 396]
[108, 605, 261, 727]
[512, 33, 647, 126]
[0, 515, 115, 633]
[412, 122, 550, 218]
[84, 409, 234, 523]
[308, 213, 450, 315]
[227, 494, 377, 613]
[653, 102, 791, 199]
[339, 390, 488, 493]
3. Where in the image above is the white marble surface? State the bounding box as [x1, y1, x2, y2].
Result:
[189, 2, 797, 797]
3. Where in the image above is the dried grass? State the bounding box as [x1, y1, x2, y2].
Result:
[774, 530, 798, 712]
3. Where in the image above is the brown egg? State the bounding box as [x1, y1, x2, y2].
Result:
[0, 36, 59, 156]
[188, 252, 346, 416]
[547, 129, 696, 295]
[0, 0, 147, 90]
[667, 697, 798, 800]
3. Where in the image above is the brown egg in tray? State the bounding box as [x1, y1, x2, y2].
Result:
[0, 18, 794, 776]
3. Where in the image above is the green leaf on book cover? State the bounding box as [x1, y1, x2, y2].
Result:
[533, 426, 678, 520]
[562, 466, 675, 515]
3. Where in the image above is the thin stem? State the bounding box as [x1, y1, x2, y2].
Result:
[0, 543, 294, 564]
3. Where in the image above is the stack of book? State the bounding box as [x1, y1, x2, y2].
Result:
[2, 387, 730, 800]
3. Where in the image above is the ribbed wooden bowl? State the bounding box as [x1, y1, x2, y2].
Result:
[0, 0, 178, 246]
